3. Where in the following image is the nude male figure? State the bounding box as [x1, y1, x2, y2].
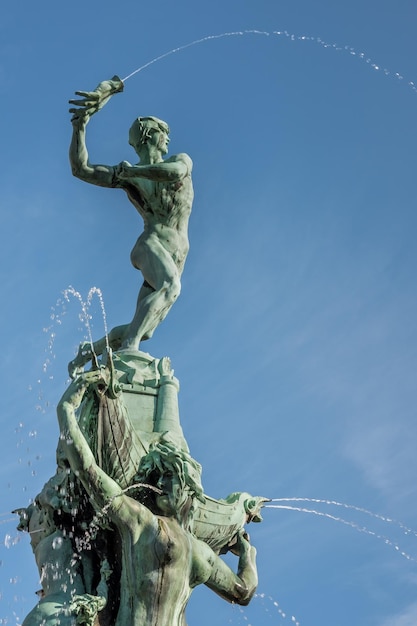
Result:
[69, 78, 193, 370]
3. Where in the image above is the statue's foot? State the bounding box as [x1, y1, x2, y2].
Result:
[68, 341, 93, 379]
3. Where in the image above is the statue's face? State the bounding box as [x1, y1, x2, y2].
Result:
[155, 470, 182, 516]
[147, 127, 170, 155]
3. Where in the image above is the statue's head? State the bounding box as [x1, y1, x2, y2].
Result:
[129, 116, 170, 155]
[13, 504, 36, 533]
[134, 439, 205, 528]
[13, 500, 56, 550]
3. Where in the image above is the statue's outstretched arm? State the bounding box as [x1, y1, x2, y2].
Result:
[69, 77, 123, 188]
[204, 530, 258, 606]
[117, 153, 192, 183]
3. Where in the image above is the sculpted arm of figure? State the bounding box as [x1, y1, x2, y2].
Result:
[69, 77, 123, 188]
[118, 153, 192, 183]
[203, 530, 258, 606]
[56, 372, 153, 527]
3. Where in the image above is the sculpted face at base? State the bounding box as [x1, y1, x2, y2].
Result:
[154, 470, 185, 516]
[133, 439, 205, 526]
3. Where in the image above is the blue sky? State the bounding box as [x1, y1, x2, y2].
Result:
[1, 1, 417, 624]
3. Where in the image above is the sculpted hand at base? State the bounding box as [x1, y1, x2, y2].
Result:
[228, 529, 251, 556]
[62, 369, 110, 411]
[68, 341, 94, 379]
[76, 368, 110, 395]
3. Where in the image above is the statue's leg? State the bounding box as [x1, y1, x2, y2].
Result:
[134, 282, 154, 341]
[123, 240, 180, 350]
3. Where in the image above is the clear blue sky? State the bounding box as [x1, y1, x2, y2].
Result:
[1, 1, 417, 625]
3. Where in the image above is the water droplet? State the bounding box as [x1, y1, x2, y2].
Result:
[52, 536, 63, 550]
[4, 534, 20, 548]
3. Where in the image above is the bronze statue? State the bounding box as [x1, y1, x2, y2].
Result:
[14, 476, 111, 626]
[56, 371, 258, 625]
[14, 76, 265, 626]
[69, 77, 193, 370]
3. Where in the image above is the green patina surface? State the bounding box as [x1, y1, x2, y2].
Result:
[15, 77, 266, 626]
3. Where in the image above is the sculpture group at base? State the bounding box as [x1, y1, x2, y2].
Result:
[14, 77, 266, 626]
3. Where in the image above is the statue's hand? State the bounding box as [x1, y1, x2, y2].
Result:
[229, 529, 251, 556]
[117, 160, 133, 179]
[158, 356, 173, 378]
[69, 75, 123, 123]
[68, 341, 93, 379]
[71, 369, 110, 398]
[82, 368, 110, 387]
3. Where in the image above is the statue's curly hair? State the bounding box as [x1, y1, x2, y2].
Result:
[128, 116, 170, 150]
[134, 437, 205, 530]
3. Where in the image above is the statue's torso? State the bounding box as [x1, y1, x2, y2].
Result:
[116, 515, 196, 626]
[120, 155, 194, 231]
[120, 158, 193, 271]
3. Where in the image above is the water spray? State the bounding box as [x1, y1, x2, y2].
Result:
[119, 29, 416, 95]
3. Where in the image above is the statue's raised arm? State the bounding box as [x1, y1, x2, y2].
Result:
[69, 76, 124, 187]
